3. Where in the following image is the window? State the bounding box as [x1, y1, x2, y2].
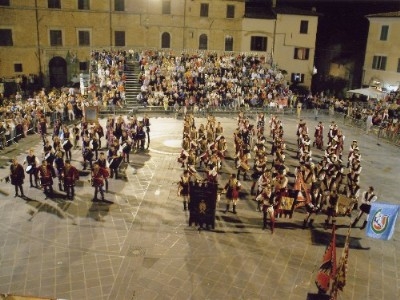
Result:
[50, 30, 62, 46]
[78, 0, 90, 10]
[115, 31, 125, 46]
[162, 1, 171, 14]
[0, 29, 13, 46]
[291, 73, 305, 83]
[78, 30, 90, 46]
[79, 62, 88, 72]
[226, 5, 235, 18]
[199, 34, 208, 50]
[14, 63, 23, 73]
[161, 32, 171, 48]
[225, 36, 233, 51]
[250, 36, 267, 51]
[0, 0, 10, 6]
[294, 48, 310, 60]
[48, 0, 61, 9]
[372, 55, 387, 70]
[300, 20, 308, 34]
[397, 58, 400, 73]
[200, 3, 209, 17]
[380, 25, 389, 41]
[115, 0, 124, 11]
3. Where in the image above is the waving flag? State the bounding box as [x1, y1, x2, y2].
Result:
[315, 225, 337, 294]
[366, 202, 399, 240]
[330, 227, 351, 299]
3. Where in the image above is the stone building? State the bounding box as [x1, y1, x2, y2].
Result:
[364, 11, 400, 92]
[0, 0, 319, 90]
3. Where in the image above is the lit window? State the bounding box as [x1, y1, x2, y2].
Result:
[294, 48, 310, 60]
[291, 73, 305, 83]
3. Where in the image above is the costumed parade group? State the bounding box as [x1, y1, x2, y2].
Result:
[6, 113, 150, 202]
[177, 111, 377, 233]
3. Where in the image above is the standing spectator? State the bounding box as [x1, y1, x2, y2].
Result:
[366, 112, 373, 134]
[10, 158, 25, 198]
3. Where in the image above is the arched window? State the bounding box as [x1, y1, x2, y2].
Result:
[199, 34, 208, 50]
[225, 36, 233, 51]
[161, 32, 171, 48]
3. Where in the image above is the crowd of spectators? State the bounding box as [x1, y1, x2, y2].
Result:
[135, 50, 294, 111]
[1, 48, 400, 150]
[0, 49, 129, 150]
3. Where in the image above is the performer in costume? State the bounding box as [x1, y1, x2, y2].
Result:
[24, 148, 39, 188]
[223, 173, 241, 214]
[324, 188, 339, 229]
[256, 185, 276, 233]
[107, 145, 122, 179]
[96, 152, 110, 192]
[62, 160, 79, 200]
[38, 160, 55, 197]
[10, 158, 25, 197]
[303, 187, 323, 229]
[178, 170, 191, 211]
[351, 186, 377, 230]
[250, 155, 267, 195]
[53, 151, 65, 190]
[91, 161, 109, 202]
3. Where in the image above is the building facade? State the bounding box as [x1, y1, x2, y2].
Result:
[364, 11, 400, 92]
[0, 0, 319, 90]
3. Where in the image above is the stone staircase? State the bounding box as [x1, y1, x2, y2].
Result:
[124, 60, 141, 112]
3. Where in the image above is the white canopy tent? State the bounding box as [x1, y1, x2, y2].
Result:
[347, 87, 387, 100]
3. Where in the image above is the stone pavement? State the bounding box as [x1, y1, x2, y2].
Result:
[0, 111, 399, 300]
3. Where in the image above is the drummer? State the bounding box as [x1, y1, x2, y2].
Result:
[107, 145, 122, 179]
[23, 148, 40, 188]
[38, 160, 55, 197]
[61, 125, 72, 160]
[96, 152, 110, 192]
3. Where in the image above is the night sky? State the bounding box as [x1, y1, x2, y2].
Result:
[251, 0, 400, 89]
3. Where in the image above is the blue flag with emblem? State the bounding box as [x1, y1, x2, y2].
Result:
[366, 202, 399, 240]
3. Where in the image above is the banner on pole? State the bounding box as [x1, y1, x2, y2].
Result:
[366, 202, 399, 241]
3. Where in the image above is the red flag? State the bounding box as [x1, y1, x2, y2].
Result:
[331, 227, 351, 299]
[315, 225, 337, 294]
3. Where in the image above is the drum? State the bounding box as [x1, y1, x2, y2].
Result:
[63, 139, 72, 151]
[122, 143, 131, 153]
[109, 156, 122, 169]
[239, 161, 250, 171]
[84, 149, 94, 160]
[25, 165, 34, 174]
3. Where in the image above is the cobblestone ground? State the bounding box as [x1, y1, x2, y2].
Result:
[0, 110, 399, 300]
